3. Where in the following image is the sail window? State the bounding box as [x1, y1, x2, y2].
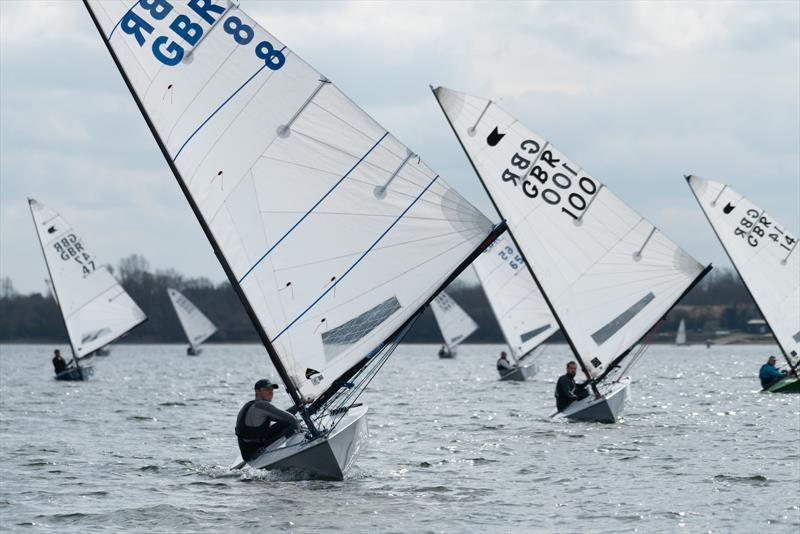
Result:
[321, 297, 402, 360]
[591, 292, 656, 345]
[520, 324, 551, 343]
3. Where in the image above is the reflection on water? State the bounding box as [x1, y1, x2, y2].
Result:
[0, 343, 798, 532]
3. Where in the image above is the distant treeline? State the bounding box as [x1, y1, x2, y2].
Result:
[0, 255, 759, 344]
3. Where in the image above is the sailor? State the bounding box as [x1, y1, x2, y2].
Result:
[235, 379, 300, 462]
[555, 361, 588, 411]
[496, 351, 514, 373]
[759, 356, 787, 390]
[52, 349, 67, 375]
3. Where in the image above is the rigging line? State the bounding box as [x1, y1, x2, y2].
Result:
[238, 132, 389, 284]
[271, 228, 468, 273]
[272, 175, 439, 341]
[278, 231, 484, 329]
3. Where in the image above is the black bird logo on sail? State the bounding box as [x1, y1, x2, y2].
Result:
[47, 226, 57, 234]
[723, 202, 735, 214]
[486, 127, 505, 147]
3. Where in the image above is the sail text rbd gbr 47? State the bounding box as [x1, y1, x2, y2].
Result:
[84, 2, 498, 414]
[686, 176, 799, 369]
[432, 87, 710, 384]
[28, 199, 147, 358]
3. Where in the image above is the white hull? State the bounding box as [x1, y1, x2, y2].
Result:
[498, 361, 539, 381]
[240, 405, 369, 480]
[556, 377, 630, 424]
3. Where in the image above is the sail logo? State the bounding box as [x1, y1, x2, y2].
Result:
[723, 202, 735, 214]
[117, 0, 285, 70]
[486, 127, 505, 147]
[53, 234, 96, 275]
[499, 139, 599, 222]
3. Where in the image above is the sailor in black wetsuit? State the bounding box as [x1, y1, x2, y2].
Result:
[496, 351, 514, 373]
[52, 349, 67, 375]
[555, 361, 589, 412]
[235, 379, 300, 462]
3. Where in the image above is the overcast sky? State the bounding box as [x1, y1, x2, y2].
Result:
[1, 0, 798, 294]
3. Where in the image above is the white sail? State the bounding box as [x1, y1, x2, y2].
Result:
[433, 87, 708, 381]
[687, 176, 799, 368]
[29, 199, 147, 357]
[675, 319, 687, 345]
[85, 3, 495, 403]
[167, 288, 217, 350]
[429, 291, 478, 350]
[473, 232, 558, 360]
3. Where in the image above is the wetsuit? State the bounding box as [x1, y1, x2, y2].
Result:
[555, 373, 588, 411]
[52, 355, 67, 374]
[235, 399, 300, 462]
[759, 363, 786, 389]
[497, 358, 513, 372]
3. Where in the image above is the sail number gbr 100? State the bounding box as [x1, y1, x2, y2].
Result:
[118, 0, 285, 70]
[500, 139, 598, 221]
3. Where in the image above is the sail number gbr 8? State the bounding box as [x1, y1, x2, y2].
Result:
[118, 0, 285, 69]
[500, 138, 599, 221]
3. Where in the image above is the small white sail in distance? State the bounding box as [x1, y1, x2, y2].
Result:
[675, 319, 687, 346]
[473, 232, 558, 360]
[686, 176, 799, 369]
[432, 87, 710, 383]
[167, 288, 218, 351]
[29, 198, 147, 358]
[84, 2, 501, 423]
[430, 291, 478, 351]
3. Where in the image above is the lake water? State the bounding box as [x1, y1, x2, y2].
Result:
[0, 343, 798, 533]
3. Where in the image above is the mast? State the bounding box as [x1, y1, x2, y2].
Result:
[685, 175, 796, 371]
[82, 1, 318, 433]
[28, 199, 80, 367]
[429, 87, 594, 382]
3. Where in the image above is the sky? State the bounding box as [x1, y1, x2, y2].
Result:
[1, 0, 798, 294]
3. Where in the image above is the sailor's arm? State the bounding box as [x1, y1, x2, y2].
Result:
[261, 402, 301, 430]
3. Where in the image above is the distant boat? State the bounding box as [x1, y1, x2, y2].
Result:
[167, 288, 218, 356]
[433, 87, 711, 422]
[430, 291, 478, 358]
[686, 176, 799, 393]
[675, 319, 687, 346]
[84, 1, 505, 479]
[29, 199, 147, 380]
[473, 232, 558, 381]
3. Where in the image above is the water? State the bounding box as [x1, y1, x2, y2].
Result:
[1, 343, 798, 533]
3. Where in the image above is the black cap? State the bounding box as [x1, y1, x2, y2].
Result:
[254, 378, 279, 390]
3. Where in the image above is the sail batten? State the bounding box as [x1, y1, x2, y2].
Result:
[433, 87, 708, 380]
[85, 2, 497, 412]
[29, 198, 147, 358]
[687, 175, 799, 368]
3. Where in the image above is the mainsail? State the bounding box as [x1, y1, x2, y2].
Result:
[429, 291, 478, 351]
[433, 87, 710, 382]
[84, 3, 501, 429]
[686, 176, 799, 368]
[675, 319, 687, 346]
[473, 232, 558, 360]
[167, 288, 217, 350]
[29, 198, 147, 358]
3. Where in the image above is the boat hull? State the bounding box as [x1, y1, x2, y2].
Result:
[498, 361, 539, 381]
[93, 346, 111, 356]
[557, 378, 630, 424]
[186, 346, 201, 356]
[438, 348, 456, 359]
[244, 405, 369, 480]
[55, 365, 93, 381]
[765, 376, 800, 394]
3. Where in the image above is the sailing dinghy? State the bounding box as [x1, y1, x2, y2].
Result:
[675, 319, 687, 346]
[29, 198, 147, 381]
[686, 176, 799, 393]
[473, 232, 558, 381]
[432, 87, 711, 422]
[430, 291, 478, 358]
[167, 288, 217, 355]
[84, 1, 505, 478]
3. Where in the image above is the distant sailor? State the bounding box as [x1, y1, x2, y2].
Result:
[52, 349, 67, 375]
[235, 379, 300, 462]
[555, 361, 588, 411]
[438, 344, 451, 358]
[759, 356, 787, 390]
[496, 351, 514, 373]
